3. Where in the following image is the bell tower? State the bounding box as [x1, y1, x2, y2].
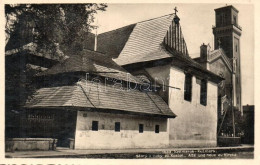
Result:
[213, 5, 242, 112]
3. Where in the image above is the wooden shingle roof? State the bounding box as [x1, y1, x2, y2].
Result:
[114, 14, 175, 66]
[25, 79, 176, 118]
[97, 24, 136, 58]
[37, 49, 141, 84]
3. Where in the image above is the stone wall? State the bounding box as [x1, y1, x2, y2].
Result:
[5, 138, 57, 152]
[74, 111, 169, 149]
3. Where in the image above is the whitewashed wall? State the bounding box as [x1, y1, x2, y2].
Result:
[168, 66, 218, 147]
[74, 111, 169, 149]
[145, 65, 218, 147]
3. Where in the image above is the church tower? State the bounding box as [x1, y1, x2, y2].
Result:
[213, 5, 242, 113]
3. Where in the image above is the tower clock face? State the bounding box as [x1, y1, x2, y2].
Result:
[218, 72, 225, 89]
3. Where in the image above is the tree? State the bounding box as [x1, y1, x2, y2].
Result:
[5, 4, 107, 57]
[5, 4, 107, 138]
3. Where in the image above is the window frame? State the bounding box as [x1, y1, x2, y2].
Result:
[115, 122, 120, 132]
[155, 125, 160, 134]
[139, 124, 144, 133]
[184, 73, 192, 102]
[200, 79, 208, 106]
[92, 121, 98, 131]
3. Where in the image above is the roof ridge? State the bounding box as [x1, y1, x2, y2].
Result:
[98, 24, 136, 35]
[136, 13, 174, 24]
[98, 13, 174, 35]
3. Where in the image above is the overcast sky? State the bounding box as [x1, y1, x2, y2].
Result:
[94, 3, 254, 106]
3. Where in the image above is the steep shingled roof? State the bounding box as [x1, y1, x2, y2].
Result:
[83, 25, 136, 58]
[99, 14, 223, 82]
[37, 49, 142, 84]
[25, 79, 176, 118]
[97, 24, 136, 58]
[114, 14, 175, 66]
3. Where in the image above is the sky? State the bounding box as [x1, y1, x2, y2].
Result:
[94, 3, 254, 106]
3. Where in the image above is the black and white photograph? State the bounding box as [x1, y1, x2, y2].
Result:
[1, 0, 258, 163]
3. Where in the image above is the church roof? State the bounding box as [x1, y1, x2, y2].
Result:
[113, 14, 175, 66]
[84, 14, 178, 64]
[96, 24, 136, 58]
[90, 13, 222, 82]
[25, 79, 176, 118]
[37, 49, 141, 84]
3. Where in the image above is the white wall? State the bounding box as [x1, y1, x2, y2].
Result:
[144, 65, 218, 147]
[74, 111, 169, 149]
[168, 66, 218, 147]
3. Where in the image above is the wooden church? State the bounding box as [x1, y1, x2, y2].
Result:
[86, 11, 223, 147]
[6, 5, 243, 150]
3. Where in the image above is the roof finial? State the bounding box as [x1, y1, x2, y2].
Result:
[173, 7, 180, 24]
[174, 7, 178, 15]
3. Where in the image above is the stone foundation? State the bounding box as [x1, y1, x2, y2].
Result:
[5, 138, 57, 152]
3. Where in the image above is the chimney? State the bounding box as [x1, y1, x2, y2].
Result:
[200, 43, 211, 69]
[200, 43, 211, 62]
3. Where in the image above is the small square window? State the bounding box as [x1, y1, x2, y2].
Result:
[92, 121, 98, 131]
[155, 125, 160, 133]
[139, 124, 144, 133]
[115, 122, 120, 132]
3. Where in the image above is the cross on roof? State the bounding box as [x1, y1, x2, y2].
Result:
[174, 7, 178, 15]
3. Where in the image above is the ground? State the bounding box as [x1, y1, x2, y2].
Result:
[5, 145, 254, 159]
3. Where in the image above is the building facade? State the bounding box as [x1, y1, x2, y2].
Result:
[22, 50, 175, 149]
[6, 5, 236, 150]
[194, 5, 243, 136]
[75, 111, 169, 149]
[213, 6, 242, 112]
[88, 13, 222, 147]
